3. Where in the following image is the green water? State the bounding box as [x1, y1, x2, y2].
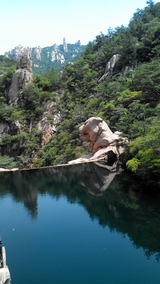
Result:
[0, 162, 160, 284]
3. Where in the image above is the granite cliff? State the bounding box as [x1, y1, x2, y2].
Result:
[8, 48, 32, 105]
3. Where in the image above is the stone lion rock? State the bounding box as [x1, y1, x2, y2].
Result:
[79, 117, 116, 154]
[68, 117, 127, 164]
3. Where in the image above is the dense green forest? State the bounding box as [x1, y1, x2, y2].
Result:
[0, 0, 159, 188]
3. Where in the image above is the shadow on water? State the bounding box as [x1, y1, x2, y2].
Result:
[0, 161, 160, 261]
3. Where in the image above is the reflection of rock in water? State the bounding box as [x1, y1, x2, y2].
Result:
[12, 171, 38, 218]
[80, 160, 122, 196]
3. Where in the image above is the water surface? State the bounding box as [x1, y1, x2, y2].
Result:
[0, 162, 160, 284]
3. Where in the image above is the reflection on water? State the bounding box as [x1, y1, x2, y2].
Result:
[0, 162, 160, 262]
[80, 161, 122, 195]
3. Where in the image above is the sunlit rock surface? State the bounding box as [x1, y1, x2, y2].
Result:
[99, 54, 120, 81]
[68, 117, 127, 164]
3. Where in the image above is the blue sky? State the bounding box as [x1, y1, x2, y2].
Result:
[0, 0, 159, 55]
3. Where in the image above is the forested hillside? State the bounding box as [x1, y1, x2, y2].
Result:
[0, 0, 159, 188]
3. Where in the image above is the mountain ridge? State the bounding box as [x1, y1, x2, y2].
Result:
[4, 38, 86, 74]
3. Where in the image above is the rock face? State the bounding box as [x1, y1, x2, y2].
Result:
[99, 54, 120, 81]
[0, 123, 10, 139]
[8, 49, 32, 105]
[0, 121, 20, 141]
[49, 43, 65, 63]
[75, 40, 81, 46]
[63, 37, 68, 52]
[34, 46, 42, 60]
[5, 44, 24, 59]
[37, 102, 61, 146]
[17, 48, 32, 71]
[99, 54, 135, 82]
[50, 51, 65, 63]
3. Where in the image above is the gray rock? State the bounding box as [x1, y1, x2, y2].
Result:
[17, 48, 32, 71]
[63, 37, 68, 52]
[99, 54, 120, 81]
[0, 123, 10, 139]
[8, 49, 32, 105]
[34, 46, 42, 60]
[5, 44, 24, 59]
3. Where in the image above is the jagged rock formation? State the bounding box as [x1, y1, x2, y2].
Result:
[99, 54, 120, 81]
[17, 48, 32, 71]
[99, 54, 135, 81]
[5, 44, 24, 59]
[34, 46, 42, 60]
[68, 117, 127, 164]
[75, 40, 81, 46]
[50, 48, 65, 64]
[8, 49, 32, 105]
[63, 37, 68, 52]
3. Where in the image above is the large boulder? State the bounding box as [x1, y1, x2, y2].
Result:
[79, 117, 115, 154]
[68, 117, 127, 164]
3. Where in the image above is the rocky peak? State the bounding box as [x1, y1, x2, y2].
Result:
[8, 48, 33, 105]
[75, 40, 81, 46]
[53, 44, 58, 52]
[99, 54, 120, 81]
[34, 46, 42, 60]
[5, 44, 24, 59]
[63, 37, 68, 52]
[4, 40, 86, 73]
[17, 48, 32, 72]
[50, 51, 65, 64]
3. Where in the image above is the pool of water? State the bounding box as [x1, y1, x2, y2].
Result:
[0, 162, 160, 284]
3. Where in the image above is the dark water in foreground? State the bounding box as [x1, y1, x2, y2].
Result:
[0, 162, 160, 284]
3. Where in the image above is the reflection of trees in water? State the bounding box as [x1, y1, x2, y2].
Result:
[0, 170, 38, 218]
[0, 163, 160, 260]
